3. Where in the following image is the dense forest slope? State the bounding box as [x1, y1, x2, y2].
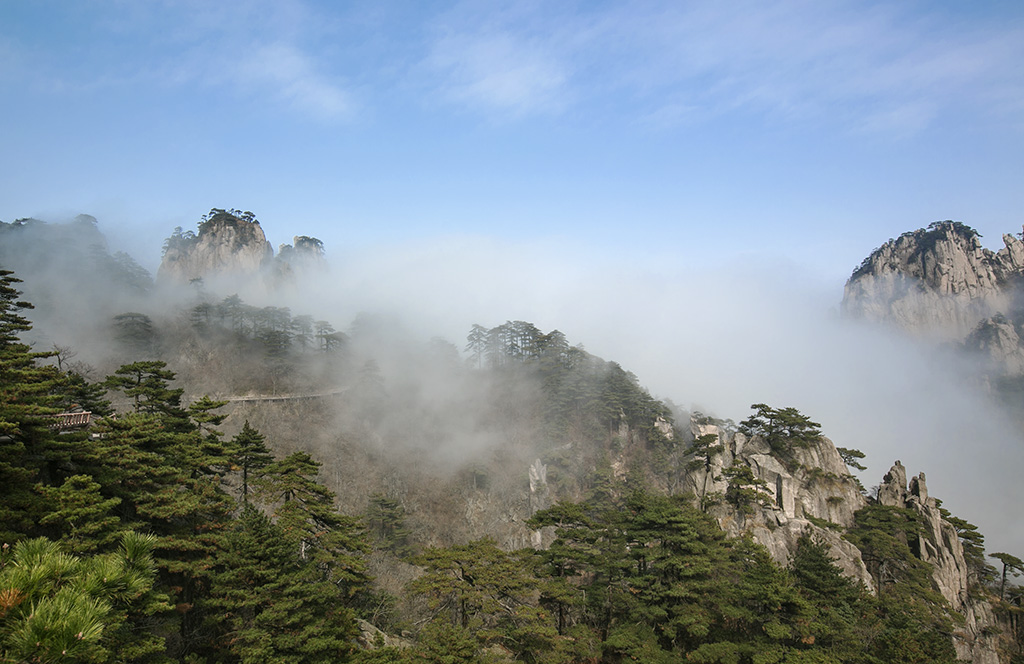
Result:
[1, 213, 1022, 663]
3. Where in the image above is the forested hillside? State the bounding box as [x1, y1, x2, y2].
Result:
[2, 216, 1023, 662]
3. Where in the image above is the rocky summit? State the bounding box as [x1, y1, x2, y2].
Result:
[158, 208, 273, 283]
[843, 221, 1024, 374]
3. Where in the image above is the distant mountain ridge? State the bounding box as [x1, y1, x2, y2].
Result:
[843, 221, 1024, 374]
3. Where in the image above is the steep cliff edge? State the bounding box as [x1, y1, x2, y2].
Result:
[843, 221, 1024, 343]
[874, 461, 1004, 663]
[158, 209, 273, 283]
[682, 419, 873, 589]
[673, 418, 1007, 662]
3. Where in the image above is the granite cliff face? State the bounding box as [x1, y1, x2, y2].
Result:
[679, 424, 1006, 663]
[158, 210, 273, 283]
[843, 221, 1024, 342]
[683, 420, 874, 589]
[518, 411, 1005, 661]
[876, 461, 1003, 664]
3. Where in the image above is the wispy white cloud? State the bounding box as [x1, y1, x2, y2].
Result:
[229, 42, 353, 120]
[417, 1, 1024, 133]
[153, 0, 356, 121]
[418, 1, 583, 118]
[6, 1, 1023, 131]
[427, 30, 569, 117]
[612, 1, 1024, 133]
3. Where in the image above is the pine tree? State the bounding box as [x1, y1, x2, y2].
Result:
[367, 493, 413, 558]
[76, 383, 235, 660]
[57, 370, 114, 417]
[0, 532, 168, 663]
[993, 552, 1024, 600]
[37, 474, 124, 554]
[410, 539, 539, 637]
[719, 463, 773, 514]
[790, 533, 869, 661]
[254, 452, 368, 593]
[0, 268, 63, 540]
[686, 433, 724, 511]
[204, 506, 360, 664]
[230, 420, 273, 504]
[103, 361, 186, 425]
[739, 404, 822, 467]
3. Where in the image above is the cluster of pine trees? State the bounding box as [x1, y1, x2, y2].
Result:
[397, 489, 961, 664]
[187, 292, 346, 355]
[466, 321, 673, 444]
[0, 268, 367, 662]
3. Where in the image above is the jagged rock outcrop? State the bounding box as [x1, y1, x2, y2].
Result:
[685, 420, 874, 590]
[158, 209, 273, 283]
[356, 619, 412, 650]
[680, 420, 1010, 662]
[876, 461, 1003, 663]
[843, 221, 1024, 342]
[278, 235, 325, 267]
[273, 235, 327, 284]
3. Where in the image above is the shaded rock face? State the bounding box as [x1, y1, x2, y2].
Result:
[279, 235, 325, 264]
[964, 313, 1024, 376]
[158, 211, 273, 283]
[843, 222, 1024, 342]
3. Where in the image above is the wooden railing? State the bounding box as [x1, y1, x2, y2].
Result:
[48, 411, 92, 430]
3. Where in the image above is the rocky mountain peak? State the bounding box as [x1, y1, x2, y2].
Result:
[842, 221, 1024, 341]
[274, 235, 326, 281]
[158, 209, 273, 283]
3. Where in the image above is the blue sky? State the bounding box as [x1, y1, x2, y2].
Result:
[2, 0, 1023, 280]
[4, 0, 1024, 551]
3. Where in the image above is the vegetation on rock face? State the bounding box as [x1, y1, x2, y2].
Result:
[466, 320, 675, 446]
[738, 403, 822, 469]
[849, 220, 982, 280]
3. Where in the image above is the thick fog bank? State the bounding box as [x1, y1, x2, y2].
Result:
[3, 216, 1017, 556]
[309, 237, 1023, 555]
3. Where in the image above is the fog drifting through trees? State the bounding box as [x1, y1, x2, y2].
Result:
[3, 214, 1021, 556]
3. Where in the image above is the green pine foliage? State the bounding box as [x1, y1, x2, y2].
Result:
[254, 452, 369, 592]
[367, 494, 414, 558]
[739, 403, 823, 468]
[0, 532, 168, 664]
[466, 321, 675, 448]
[0, 269, 66, 541]
[720, 463, 775, 514]
[230, 420, 273, 503]
[845, 503, 959, 663]
[203, 506, 361, 663]
[37, 474, 124, 555]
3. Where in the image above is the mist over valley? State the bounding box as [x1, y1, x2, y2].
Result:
[3, 2, 1024, 659]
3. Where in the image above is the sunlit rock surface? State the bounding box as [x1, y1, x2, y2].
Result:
[158, 211, 273, 283]
[843, 222, 1024, 342]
